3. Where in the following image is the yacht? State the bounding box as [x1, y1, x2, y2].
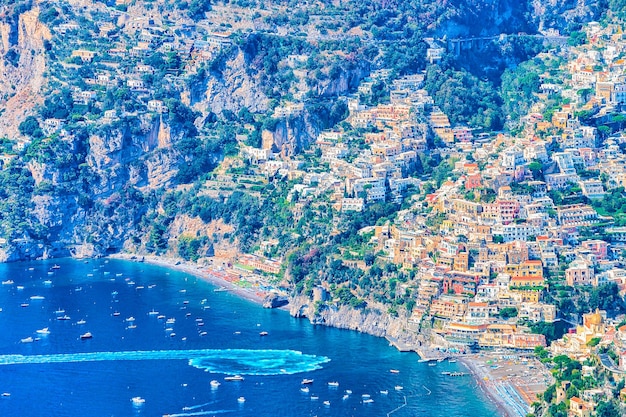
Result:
[43, 280, 52, 285]
[57, 315, 71, 321]
[131, 397, 145, 406]
[2, 280, 14, 285]
[394, 385, 403, 390]
[224, 375, 244, 382]
[112, 311, 121, 317]
[20, 337, 34, 343]
[80, 332, 93, 340]
[76, 319, 86, 325]
[166, 318, 176, 325]
[390, 369, 400, 374]
[310, 395, 319, 400]
[210, 380, 221, 389]
[300, 387, 310, 393]
[126, 317, 135, 322]
[327, 381, 339, 387]
[301, 379, 314, 385]
[380, 390, 389, 395]
[363, 398, 374, 404]
[323, 401, 330, 407]
[16, 286, 24, 290]
[259, 331, 269, 336]
[36, 328, 50, 335]
[237, 397, 245, 403]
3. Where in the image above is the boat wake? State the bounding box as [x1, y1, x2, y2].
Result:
[164, 410, 234, 417]
[0, 349, 330, 376]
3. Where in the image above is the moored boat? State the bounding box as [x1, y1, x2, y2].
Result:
[224, 375, 244, 381]
[327, 381, 339, 387]
[36, 328, 50, 335]
[131, 397, 145, 406]
[210, 380, 221, 388]
[80, 332, 93, 340]
[237, 397, 245, 403]
[301, 378, 314, 385]
[20, 336, 34, 343]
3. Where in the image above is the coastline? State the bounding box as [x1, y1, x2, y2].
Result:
[108, 253, 550, 417]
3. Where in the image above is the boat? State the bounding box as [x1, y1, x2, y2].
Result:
[428, 362, 437, 366]
[157, 315, 166, 320]
[185, 313, 191, 317]
[210, 380, 221, 388]
[74, 287, 82, 292]
[43, 280, 52, 285]
[361, 394, 371, 398]
[195, 318, 203, 322]
[54, 308, 65, 314]
[57, 315, 71, 321]
[16, 286, 24, 290]
[363, 398, 374, 404]
[237, 397, 245, 403]
[127, 324, 137, 329]
[36, 328, 50, 335]
[300, 387, 310, 393]
[342, 394, 349, 400]
[131, 397, 145, 406]
[448, 359, 457, 363]
[76, 319, 86, 325]
[2, 280, 14, 285]
[20, 337, 34, 343]
[80, 332, 93, 340]
[380, 390, 389, 395]
[224, 375, 244, 381]
[323, 400, 330, 406]
[327, 381, 339, 387]
[311, 395, 319, 400]
[111, 291, 118, 296]
[1, 393, 10, 397]
[112, 311, 121, 317]
[51, 265, 60, 270]
[166, 318, 175, 324]
[197, 322, 205, 327]
[148, 310, 159, 316]
[169, 332, 176, 337]
[199, 331, 208, 336]
[345, 390, 352, 394]
[390, 369, 400, 374]
[394, 385, 403, 390]
[301, 379, 314, 385]
[20, 303, 29, 308]
[214, 287, 227, 292]
[135, 286, 144, 290]
[259, 331, 268, 336]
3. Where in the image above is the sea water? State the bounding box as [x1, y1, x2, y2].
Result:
[0, 259, 499, 417]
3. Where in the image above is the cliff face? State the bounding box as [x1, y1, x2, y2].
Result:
[289, 296, 422, 348]
[0, 4, 50, 139]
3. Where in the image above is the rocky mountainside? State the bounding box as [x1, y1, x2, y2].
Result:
[0, 0, 609, 263]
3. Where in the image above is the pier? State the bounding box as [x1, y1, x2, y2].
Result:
[385, 336, 416, 352]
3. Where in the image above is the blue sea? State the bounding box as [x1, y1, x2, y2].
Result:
[0, 258, 499, 417]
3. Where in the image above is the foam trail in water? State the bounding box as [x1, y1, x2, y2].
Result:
[0, 349, 330, 376]
[164, 410, 234, 417]
[183, 402, 215, 411]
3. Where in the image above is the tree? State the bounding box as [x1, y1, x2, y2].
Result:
[18, 116, 43, 139]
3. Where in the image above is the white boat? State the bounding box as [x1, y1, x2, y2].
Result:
[390, 369, 400, 374]
[131, 397, 145, 406]
[300, 387, 309, 393]
[157, 315, 165, 320]
[16, 286, 24, 290]
[327, 381, 339, 387]
[259, 331, 268, 336]
[43, 280, 52, 285]
[361, 394, 371, 399]
[237, 397, 245, 403]
[51, 265, 60, 270]
[125, 317, 135, 322]
[166, 318, 175, 324]
[363, 398, 374, 404]
[127, 324, 137, 329]
[80, 332, 93, 340]
[224, 375, 244, 381]
[311, 395, 319, 400]
[345, 389, 352, 394]
[394, 385, 403, 390]
[342, 394, 349, 400]
[1, 393, 10, 397]
[76, 319, 86, 325]
[301, 378, 314, 385]
[323, 400, 330, 406]
[55, 308, 65, 314]
[57, 315, 71, 321]
[2, 280, 14, 285]
[199, 331, 208, 336]
[36, 328, 50, 335]
[210, 380, 221, 388]
[112, 311, 121, 317]
[20, 303, 29, 308]
[148, 310, 159, 316]
[20, 336, 34, 343]
[380, 390, 389, 395]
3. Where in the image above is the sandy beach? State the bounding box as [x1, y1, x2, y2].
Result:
[461, 352, 553, 417]
[108, 253, 277, 307]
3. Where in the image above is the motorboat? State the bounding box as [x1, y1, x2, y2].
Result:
[20, 337, 34, 343]
[237, 397, 245, 403]
[148, 310, 159, 316]
[51, 265, 60, 270]
[43, 280, 52, 285]
[327, 381, 339, 387]
[54, 308, 65, 314]
[131, 397, 145, 406]
[224, 375, 244, 381]
[80, 332, 93, 340]
[390, 369, 400, 374]
[342, 394, 349, 400]
[2, 280, 14, 285]
[57, 315, 71, 321]
[363, 398, 374, 404]
[166, 318, 175, 324]
[76, 319, 86, 325]
[395, 385, 403, 390]
[112, 311, 121, 316]
[36, 328, 50, 335]
[301, 379, 314, 385]
[323, 401, 330, 407]
[300, 387, 309, 393]
[259, 331, 268, 336]
[125, 317, 135, 322]
[210, 380, 221, 388]
[380, 390, 389, 395]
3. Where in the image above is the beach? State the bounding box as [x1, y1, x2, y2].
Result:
[109, 253, 553, 417]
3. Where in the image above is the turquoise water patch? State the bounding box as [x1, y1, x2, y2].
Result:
[188, 349, 331, 375]
[0, 349, 330, 376]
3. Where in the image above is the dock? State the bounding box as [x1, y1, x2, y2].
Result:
[385, 336, 416, 352]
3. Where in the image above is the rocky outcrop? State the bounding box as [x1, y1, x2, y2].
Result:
[289, 295, 422, 348]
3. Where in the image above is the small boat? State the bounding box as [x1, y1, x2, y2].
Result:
[76, 319, 86, 325]
[361, 394, 371, 399]
[197, 322, 205, 327]
[54, 308, 65, 314]
[301, 379, 314, 385]
[148, 310, 159, 316]
[51, 265, 60, 270]
[16, 286, 24, 290]
[80, 332, 93, 340]
[300, 387, 309, 393]
[126, 317, 135, 322]
[43, 280, 52, 285]
[157, 315, 166, 320]
[195, 318, 203, 322]
[169, 332, 176, 337]
[1, 392, 10, 397]
[185, 313, 191, 317]
[2, 280, 14, 285]
[179, 289, 186, 293]
[380, 390, 388, 395]
[428, 362, 437, 366]
[183, 300, 189, 304]
[323, 400, 330, 407]
[166, 318, 175, 324]
[259, 331, 268, 336]
[448, 359, 457, 363]
[210, 380, 221, 388]
[214, 287, 227, 292]
[237, 397, 245, 403]
[199, 331, 208, 336]
[165, 328, 174, 332]
[394, 385, 403, 390]
[20, 303, 29, 308]
[311, 395, 319, 400]
[327, 381, 339, 387]
[135, 286, 144, 290]
[390, 369, 400, 374]
[345, 390, 352, 394]
[363, 398, 374, 404]
[127, 281, 135, 286]
[131, 397, 145, 406]
[57, 315, 71, 321]
[112, 311, 121, 317]
[115, 273, 123, 277]
[111, 291, 118, 296]
[127, 324, 137, 329]
[74, 287, 82, 292]
[342, 394, 349, 400]
[36, 328, 50, 335]
[224, 375, 244, 381]
[21, 336, 34, 343]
